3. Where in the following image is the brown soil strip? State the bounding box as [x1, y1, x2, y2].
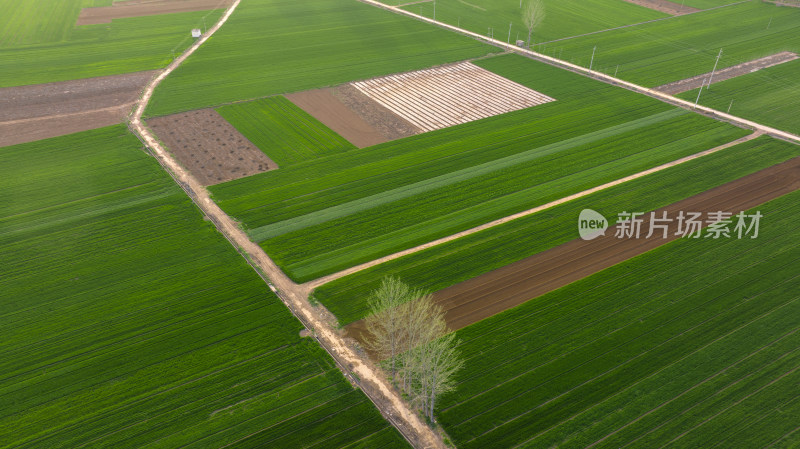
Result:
[656, 52, 799, 95]
[286, 88, 394, 148]
[620, 0, 700, 15]
[345, 155, 800, 341]
[77, 0, 233, 25]
[147, 109, 277, 186]
[332, 84, 421, 141]
[0, 70, 156, 147]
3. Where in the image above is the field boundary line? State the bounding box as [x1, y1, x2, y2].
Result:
[357, 0, 800, 145]
[125, 2, 437, 448]
[304, 131, 762, 289]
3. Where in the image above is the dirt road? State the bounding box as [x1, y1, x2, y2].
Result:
[126, 2, 439, 448]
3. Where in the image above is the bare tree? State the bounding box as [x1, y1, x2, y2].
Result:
[424, 332, 463, 420]
[522, 0, 545, 49]
[363, 277, 411, 381]
[365, 278, 463, 421]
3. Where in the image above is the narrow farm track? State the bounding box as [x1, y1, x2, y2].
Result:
[127, 2, 438, 448]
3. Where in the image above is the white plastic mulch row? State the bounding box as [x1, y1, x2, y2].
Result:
[350, 62, 555, 133]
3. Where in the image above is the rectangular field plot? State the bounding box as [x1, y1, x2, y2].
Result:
[351, 62, 555, 132]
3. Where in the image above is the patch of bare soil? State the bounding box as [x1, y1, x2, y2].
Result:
[345, 155, 800, 340]
[656, 52, 799, 95]
[147, 109, 276, 186]
[286, 89, 392, 148]
[0, 70, 156, 147]
[77, 0, 233, 25]
[332, 84, 421, 141]
[621, 0, 700, 15]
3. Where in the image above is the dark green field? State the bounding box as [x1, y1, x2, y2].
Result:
[0, 126, 408, 448]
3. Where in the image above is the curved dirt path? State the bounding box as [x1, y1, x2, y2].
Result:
[127, 3, 439, 449]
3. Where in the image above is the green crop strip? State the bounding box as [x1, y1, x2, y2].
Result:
[217, 96, 356, 167]
[249, 109, 687, 241]
[0, 126, 408, 448]
[314, 136, 799, 324]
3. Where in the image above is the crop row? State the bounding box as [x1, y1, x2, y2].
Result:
[433, 189, 800, 448]
[216, 96, 355, 167]
[146, 0, 496, 116]
[313, 135, 800, 324]
[0, 126, 407, 449]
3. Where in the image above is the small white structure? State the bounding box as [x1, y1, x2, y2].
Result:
[516, 39, 526, 47]
[191, 29, 202, 38]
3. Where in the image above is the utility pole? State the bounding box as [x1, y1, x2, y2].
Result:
[695, 78, 707, 107]
[707, 48, 723, 89]
[727, 99, 734, 113]
[614, 64, 619, 77]
[508, 22, 512, 44]
[433, 0, 436, 21]
[767, 17, 773, 29]
[589, 46, 597, 70]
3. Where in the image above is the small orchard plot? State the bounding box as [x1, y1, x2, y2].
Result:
[147, 108, 277, 185]
[0, 126, 408, 449]
[351, 62, 555, 132]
